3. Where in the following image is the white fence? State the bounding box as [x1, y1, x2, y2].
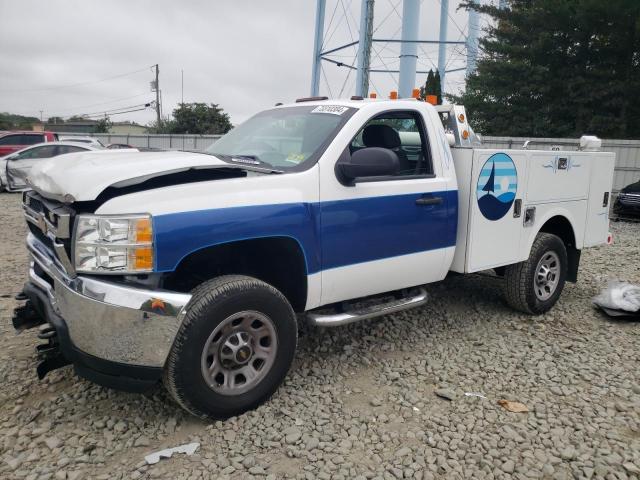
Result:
[89, 133, 223, 152]
[66, 133, 640, 191]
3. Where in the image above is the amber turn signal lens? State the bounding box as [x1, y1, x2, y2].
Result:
[389, 91, 398, 100]
[458, 113, 465, 122]
[133, 247, 153, 270]
[462, 129, 469, 139]
[135, 218, 153, 243]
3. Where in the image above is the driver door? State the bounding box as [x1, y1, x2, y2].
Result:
[318, 109, 454, 305]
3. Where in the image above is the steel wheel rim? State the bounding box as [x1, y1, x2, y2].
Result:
[200, 310, 278, 396]
[534, 251, 561, 301]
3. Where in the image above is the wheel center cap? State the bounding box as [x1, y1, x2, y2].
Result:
[236, 346, 252, 364]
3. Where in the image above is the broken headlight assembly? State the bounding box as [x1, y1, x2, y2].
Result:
[73, 214, 154, 273]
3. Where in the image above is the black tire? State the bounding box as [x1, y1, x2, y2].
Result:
[504, 233, 568, 315]
[163, 275, 297, 419]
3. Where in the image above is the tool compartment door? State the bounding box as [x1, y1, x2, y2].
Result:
[466, 149, 528, 272]
[584, 152, 615, 247]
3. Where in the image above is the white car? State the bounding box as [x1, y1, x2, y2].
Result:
[1, 141, 101, 192]
[57, 136, 105, 148]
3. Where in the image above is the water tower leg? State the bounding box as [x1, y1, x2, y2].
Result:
[398, 0, 421, 98]
[310, 0, 326, 96]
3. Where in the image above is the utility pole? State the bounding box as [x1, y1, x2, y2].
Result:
[355, 0, 375, 97]
[154, 64, 161, 127]
[39, 110, 43, 124]
[181, 69, 184, 105]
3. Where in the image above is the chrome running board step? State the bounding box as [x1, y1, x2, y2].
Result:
[306, 287, 428, 327]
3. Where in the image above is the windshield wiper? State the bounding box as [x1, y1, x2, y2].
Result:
[206, 152, 284, 174]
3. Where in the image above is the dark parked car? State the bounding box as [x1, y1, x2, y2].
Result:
[613, 180, 640, 218]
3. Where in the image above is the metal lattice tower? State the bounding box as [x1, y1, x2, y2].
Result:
[310, 0, 488, 99]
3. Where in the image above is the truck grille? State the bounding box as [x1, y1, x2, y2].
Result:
[23, 191, 75, 275]
[618, 193, 640, 206]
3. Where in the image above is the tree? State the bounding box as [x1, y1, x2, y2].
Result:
[419, 69, 443, 104]
[0, 112, 39, 130]
[455, 0, 640, 138]
[47, 116, 65, 124]
[94, 117, 112, 133]
[168, 103, 232, 135]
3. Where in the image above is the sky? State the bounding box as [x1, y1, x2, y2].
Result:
[0, 0, 482, 126]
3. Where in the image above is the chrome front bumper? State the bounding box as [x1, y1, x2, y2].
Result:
[27, 233, 192, 368]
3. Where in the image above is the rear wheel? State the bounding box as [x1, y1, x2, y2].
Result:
[164, 275, 297, 419]
[504, 233, 568, 314]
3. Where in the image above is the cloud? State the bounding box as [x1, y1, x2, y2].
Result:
[0, 0, 471, 126]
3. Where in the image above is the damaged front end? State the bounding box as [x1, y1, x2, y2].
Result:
[14, 191, 192, 391]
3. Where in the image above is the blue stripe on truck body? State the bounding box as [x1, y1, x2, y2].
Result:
[153, 190, 458, 274]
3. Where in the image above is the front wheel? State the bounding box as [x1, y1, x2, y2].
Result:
[164, 275, 297, 419]
[504, 233, 568, 314]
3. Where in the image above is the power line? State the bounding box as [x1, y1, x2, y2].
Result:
[40, 92, 151, 118]
[66, 102, 153, 119]
[0, 65, 154, 94]
[82, 106, 151, 119]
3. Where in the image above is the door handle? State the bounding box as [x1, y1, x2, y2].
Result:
[415, 196, 443, 206]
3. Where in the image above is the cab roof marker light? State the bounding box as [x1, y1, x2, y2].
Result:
[295, 96, 329, 103]
[411, 88, 420, 99]
[389, 91, 398, 100]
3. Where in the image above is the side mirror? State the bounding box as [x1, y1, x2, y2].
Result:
[336, 147, 400, 184]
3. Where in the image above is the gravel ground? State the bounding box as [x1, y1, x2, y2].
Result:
[0, 191, 639, 480]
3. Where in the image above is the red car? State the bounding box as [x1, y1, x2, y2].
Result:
[0, 131, 58, 157]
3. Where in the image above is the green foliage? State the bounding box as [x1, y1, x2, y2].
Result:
[0, 112, 39, 130]
[162, 103, 233, 135]
[94, 117, 112, 133]
[455, 0, 640, 138]
[419, 69, 443, 104]
[47, 116, 65, 124]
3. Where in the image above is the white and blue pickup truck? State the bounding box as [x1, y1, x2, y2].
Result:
[13, 97, 615, 418]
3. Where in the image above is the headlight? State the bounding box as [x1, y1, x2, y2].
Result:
[74, 214, 154, 273]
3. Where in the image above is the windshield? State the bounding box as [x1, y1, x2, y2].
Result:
[206, 105, 354, 171]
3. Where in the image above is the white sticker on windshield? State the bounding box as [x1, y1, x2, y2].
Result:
[311, 105, 349, 115]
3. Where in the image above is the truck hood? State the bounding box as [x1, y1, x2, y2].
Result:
[28, 150, 240, 202]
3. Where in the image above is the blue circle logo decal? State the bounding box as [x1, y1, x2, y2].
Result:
[476, 153, 517, 221]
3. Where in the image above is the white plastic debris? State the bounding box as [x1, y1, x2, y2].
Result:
[464, 392, 487, 399]
[593, 282, 640, 313]
[144, 442, 200, 465]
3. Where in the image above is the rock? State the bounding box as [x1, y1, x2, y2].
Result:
[396, 447, 412, 457]
[242, 456, 256, 468]
[284, 427, 302, 445]
[248, 466, 266, 475]
[370, 397, 382, 407]
[435, 389, 457, 401]
[305, 437, 319, 450]
[6, 457, 22, 471]
[134, 436, 151, 447]
[502, 460, 515, 474]
[623, 463, 640, 475]
[44, 437, 62, 450]
[560, 446, 576, 461]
